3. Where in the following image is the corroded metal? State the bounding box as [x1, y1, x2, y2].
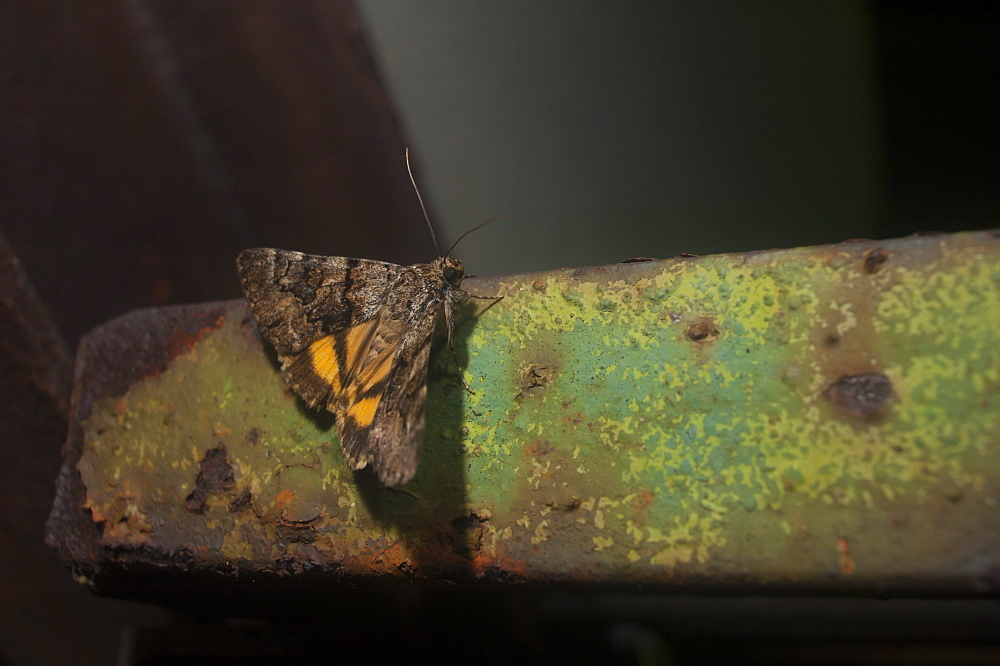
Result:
[47, 230, 1000, 594]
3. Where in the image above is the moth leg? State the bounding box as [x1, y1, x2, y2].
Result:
[449, 346, 476, 395]
[467, 292, 503, 301]
[440, 295, 476, 395]
[468, 294, 505, 323]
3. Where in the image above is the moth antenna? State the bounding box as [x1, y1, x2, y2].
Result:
[405, 148, 440, 257]
[444, 216, 503, 258]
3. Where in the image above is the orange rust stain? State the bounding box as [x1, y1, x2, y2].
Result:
[836, 537, 855, 575]
[275, 489, 295, 509]
[83, 498, 107, 524]
[685, 316, 720, 342]
[469, 548, 529, 579]
[367, 540, 411, 571]
[633, 489, 655, 511]
[165, 312, 226, 360]
[525, 441, 544, 456]
[524, 439, 555, 457]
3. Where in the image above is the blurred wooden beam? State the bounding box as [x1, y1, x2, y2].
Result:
[1, 0, 428, 345]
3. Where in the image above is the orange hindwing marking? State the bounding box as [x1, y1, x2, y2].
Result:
[308, 335, 341, 393]
[347, 395, 381, 427]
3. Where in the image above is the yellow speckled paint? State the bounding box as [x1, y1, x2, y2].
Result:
[69, 231, 1000, 589]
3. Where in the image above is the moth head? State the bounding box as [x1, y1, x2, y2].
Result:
[440, 256, 465, 285]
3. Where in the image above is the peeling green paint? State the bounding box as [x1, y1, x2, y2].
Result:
[69, 231, 1000, 589]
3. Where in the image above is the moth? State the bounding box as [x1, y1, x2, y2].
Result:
[237, 152, 491, 486]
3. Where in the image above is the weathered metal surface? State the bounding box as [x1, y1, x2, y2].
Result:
[47, 230, 1000, 594]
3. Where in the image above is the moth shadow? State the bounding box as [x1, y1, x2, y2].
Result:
[255, 334, 337, 432]
[294, 400, 336, 433]
[356, 299, 482, 579]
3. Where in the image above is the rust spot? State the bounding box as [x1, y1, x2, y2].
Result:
[274, 550, 327, 575]
[280, 509, 320, 527]
[451, 512, 489, 556]
[571, 266, 610, 278]
[532, 279, 546, 292]
[941, 484, 966, 503]
[516, 362, 555, 399]
[278, 522, 318, 544]
[451, 511, 488, 533]
[541, 496, 581, 512]
[836, 537, 855, 575]
[164, 311, 226, 363]
[633, 489, 655, 511]
[864, 248, 889, 273]
[685, 317, 719, 342]
[560, 497, 582, 511]
[524, 439, 554, 457]
[275, 489, 295, 509]
[824, 373, 893, 418]
[184, 445, 235, 513]
[229, 488, 252, 513]
[620, 256, 656, 263]
[245, 427, 261, 447]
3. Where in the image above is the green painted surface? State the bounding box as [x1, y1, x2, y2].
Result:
[74, 231, 1000, 589]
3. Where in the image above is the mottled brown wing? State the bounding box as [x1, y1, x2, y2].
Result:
[236, 248, 399, 356]
[238, 247, 443, 486]
[338, 311, 438, 486]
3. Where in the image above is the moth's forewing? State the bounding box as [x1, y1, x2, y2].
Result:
[236, 248, 397, 355]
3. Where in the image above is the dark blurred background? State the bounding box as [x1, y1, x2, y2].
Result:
[1, 1, 997, 663]
[358, 1, 999, 277]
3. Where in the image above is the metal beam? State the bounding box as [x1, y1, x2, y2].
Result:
[47, 230, 1000, 595]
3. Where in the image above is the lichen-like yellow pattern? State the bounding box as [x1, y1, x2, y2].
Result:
[458, 234, 999, 580]
[74, 232, 1000, 585]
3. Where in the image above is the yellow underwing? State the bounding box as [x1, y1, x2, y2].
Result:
[237, 151, 489, 486]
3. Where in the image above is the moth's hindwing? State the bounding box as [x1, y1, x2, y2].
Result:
[338, 312, 437, 486]
[281, 311, 388, 412]
[237, 248, 467, 486]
